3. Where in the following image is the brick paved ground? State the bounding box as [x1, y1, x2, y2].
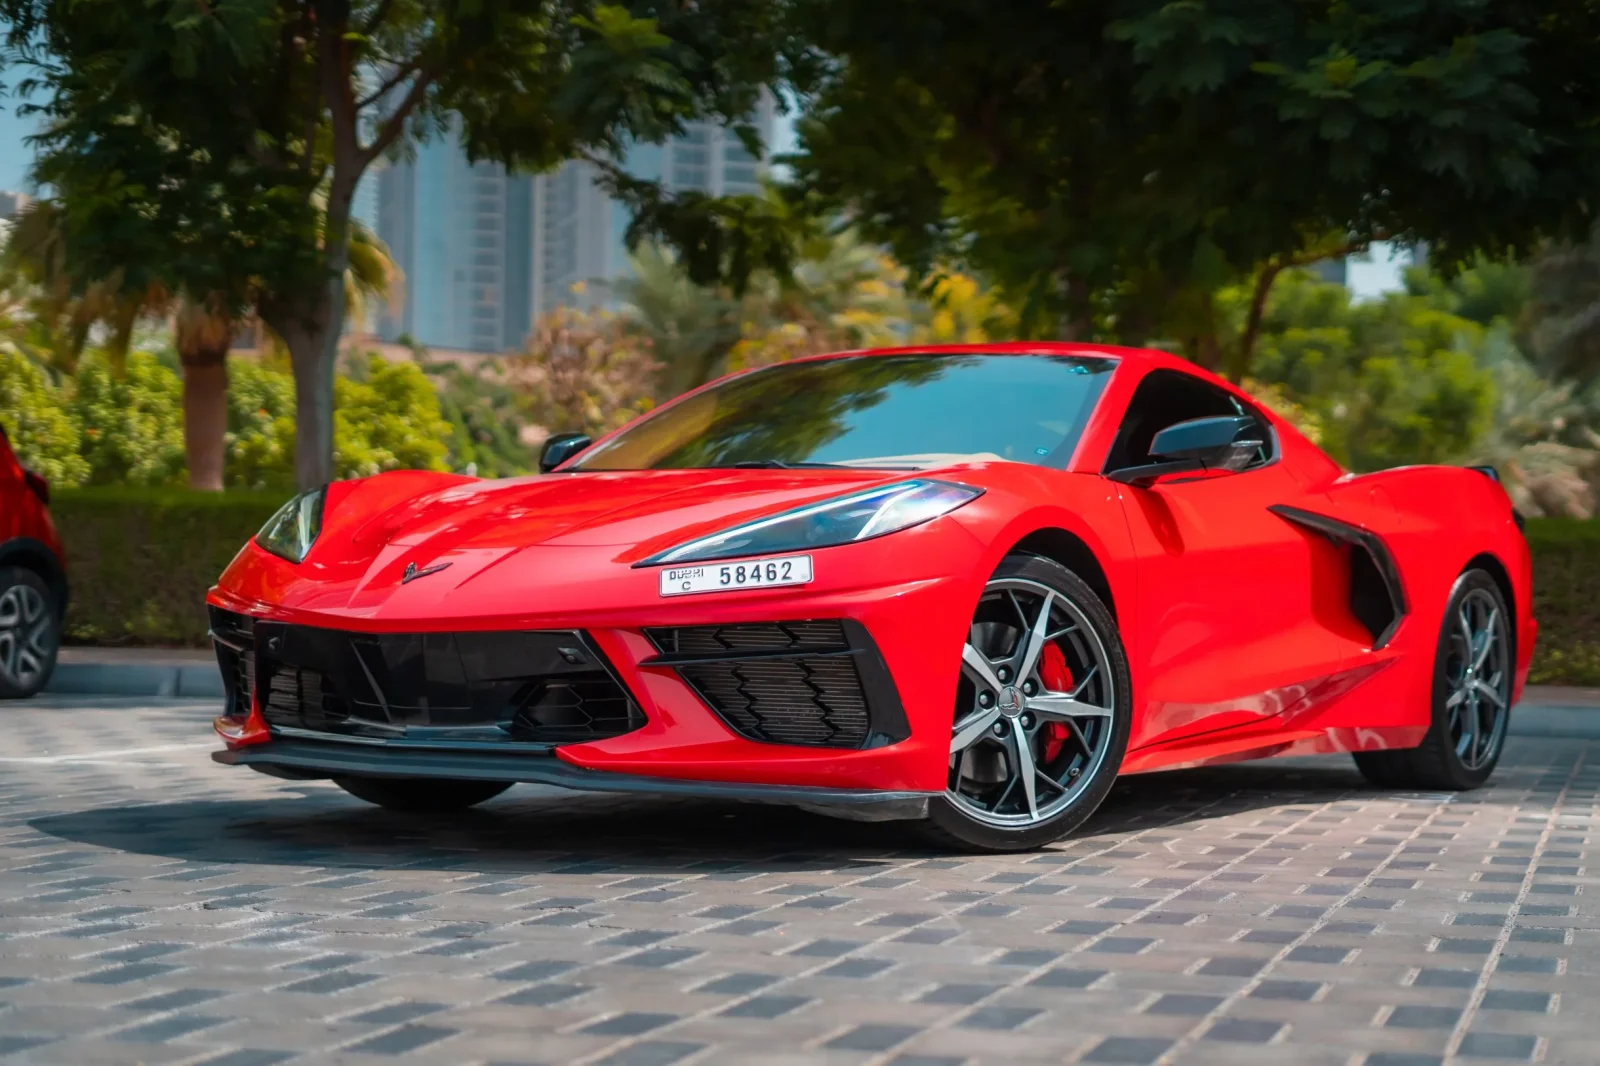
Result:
[1, 697, 1596, 1066]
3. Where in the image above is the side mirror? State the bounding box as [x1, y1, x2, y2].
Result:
[539, 432, 591, 474]
[1109, 415, 1263, 486]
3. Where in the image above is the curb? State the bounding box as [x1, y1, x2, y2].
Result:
[45, 662, 224, 700]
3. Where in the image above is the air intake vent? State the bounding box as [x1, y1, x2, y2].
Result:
[646, 621, 849, 657]
[678, 656, 870, 747]
[644, 619, 909, 750]
[510, 678, 644, 743]
[262, 666, 351, 731]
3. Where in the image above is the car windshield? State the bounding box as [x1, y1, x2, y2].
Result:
[570, 353, 1117, 471]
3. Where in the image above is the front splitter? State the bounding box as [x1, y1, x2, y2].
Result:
[215, 737, 935, 821]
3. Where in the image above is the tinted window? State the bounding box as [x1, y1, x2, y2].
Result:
[572, 353, 1117, 471]
[1104, 370, 1274, 472]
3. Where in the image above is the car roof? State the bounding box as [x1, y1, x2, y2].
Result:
[791, 342, 1194, 373]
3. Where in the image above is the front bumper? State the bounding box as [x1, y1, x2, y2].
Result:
[209, 538, 982, 796]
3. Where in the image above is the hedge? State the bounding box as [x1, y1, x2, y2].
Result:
[44, 489, 1600, 686]
[53, 488, 285, 646]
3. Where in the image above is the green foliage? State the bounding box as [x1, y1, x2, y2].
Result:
[421, 359, 536, 478]
[5, 0, 797, 486]
[49, 487, 284, 646]
[1250, 271, 1494, 471]
[224, 356, 299, 491]
[334, 356, 453, 479]
[0, 344, 90, 485]
[68, 351, 187, 487]
[789, 0, 1600, 344]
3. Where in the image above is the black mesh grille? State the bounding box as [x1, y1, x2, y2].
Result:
[210, 607, 255, 719]
[510, 678, 642, 743]
[646, 621, 849, 657]
[208, 612, 644, 747]
[677, 656, 870, 747]
[262, 666, 351, 731]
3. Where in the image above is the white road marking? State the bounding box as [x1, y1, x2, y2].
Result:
[0, 742, 215, 764]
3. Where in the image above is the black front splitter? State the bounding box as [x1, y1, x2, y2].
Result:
[214, 738, 935, 821]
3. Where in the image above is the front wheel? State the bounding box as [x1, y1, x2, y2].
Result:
[1354, 568, 1512, 791]
[334, 776, 513, 812]
[921, 554, 1132, 852]
[0, 567, 59, 699]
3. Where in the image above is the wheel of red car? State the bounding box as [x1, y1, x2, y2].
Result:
[1354, 568, 1512, 791]
[923, 554, 1132, 852]
[0, 566, 59, 700]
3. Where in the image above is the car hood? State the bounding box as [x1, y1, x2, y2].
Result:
[287, 467, 924, 606]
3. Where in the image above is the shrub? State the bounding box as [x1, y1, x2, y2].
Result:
[69, 351, 187, 487]
[0, 344, 89, 486]
[51, 487, 284, 645]
[1525, 518, 1600, 686]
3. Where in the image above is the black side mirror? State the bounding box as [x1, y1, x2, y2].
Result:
[1109, 415, 1262, 486]
[539, 432, 591, 474]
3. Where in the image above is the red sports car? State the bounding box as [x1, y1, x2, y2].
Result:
[210, 345, 1534, 851]
[0, 421, 66, 699]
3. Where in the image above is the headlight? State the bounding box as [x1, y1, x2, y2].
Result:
[256, 486, 327, 563]
[643, 479, 984, 565]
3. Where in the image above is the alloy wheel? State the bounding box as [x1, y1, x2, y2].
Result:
[0, 582, 53, 691]
[947, 577, 1116, 828]
[1445, 587, 1510, 771]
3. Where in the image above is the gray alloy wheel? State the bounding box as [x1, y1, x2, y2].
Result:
[0, 567, 59, 699]
[1444, 586, 1511, 772]
[922, 554, 1131, 852]
[1354, 568, 1512, 791]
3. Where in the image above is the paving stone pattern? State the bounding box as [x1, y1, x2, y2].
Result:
[1, 697, 1597, 1065]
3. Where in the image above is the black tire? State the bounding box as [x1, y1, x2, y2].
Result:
[0, 566, 60, 699]
[920, 553, 1132, 852]
[1354, 568, 1511, 791]
[334, 776, 514, 811]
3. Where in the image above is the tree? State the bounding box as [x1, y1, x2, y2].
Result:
[5, 0, 796, 490]
[787, 0, 1600, 359]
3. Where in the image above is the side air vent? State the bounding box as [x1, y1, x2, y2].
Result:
[209, 606, 255, 719]
[643, 620, 909, 749]
[1269, 505, 1408, 649]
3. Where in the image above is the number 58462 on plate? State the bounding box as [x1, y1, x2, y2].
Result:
[659, 554, 814, 597]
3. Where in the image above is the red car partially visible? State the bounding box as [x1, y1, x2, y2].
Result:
[0, 423, 66, 698]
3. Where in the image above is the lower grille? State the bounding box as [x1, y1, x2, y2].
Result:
[645, 620, 908, 750]
[209, 609, 644, 747]
[678, 656, 870, 747]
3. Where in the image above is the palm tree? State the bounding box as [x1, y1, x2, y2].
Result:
[1, 199, 400, 491]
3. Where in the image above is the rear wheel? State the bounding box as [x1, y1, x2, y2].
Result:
[921, 555, 1131, 852]
[1354, 568, 1511, 790]
[0, 567, 59, 699]
[334, 776, 513, 812]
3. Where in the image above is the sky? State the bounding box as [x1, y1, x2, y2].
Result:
[0, 68, 38, 192]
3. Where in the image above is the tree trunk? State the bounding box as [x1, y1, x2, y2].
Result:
[268, 187, 354, 491]
[274, 288, 342, 491]
[181, 348, 230, 492]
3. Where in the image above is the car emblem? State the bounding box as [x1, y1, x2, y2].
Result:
[997, 685, 1025, 717]
[401, 561, 452, 584]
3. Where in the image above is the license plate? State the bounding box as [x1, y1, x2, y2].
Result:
[659, 555, 814, 597]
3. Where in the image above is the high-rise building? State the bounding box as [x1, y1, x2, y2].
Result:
[376, 98, 777, 352]
[533, 103, 777, 319]
[376, 132, 535, 353]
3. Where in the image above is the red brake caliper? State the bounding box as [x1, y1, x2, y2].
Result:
[1038, 642, 1074, 762]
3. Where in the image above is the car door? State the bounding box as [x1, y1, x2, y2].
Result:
[1105, 370, 1349, 750]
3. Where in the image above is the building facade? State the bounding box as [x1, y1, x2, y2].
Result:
[377, 96, 776, 354]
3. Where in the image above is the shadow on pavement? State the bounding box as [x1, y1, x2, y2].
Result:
[27, 756, 1373, 874]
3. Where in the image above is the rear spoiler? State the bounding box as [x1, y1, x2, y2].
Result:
[1468, 465, 1526, 532]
